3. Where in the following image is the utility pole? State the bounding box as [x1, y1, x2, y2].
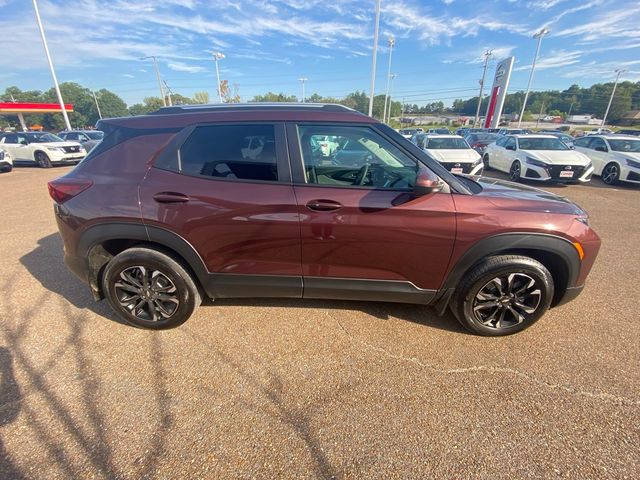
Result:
[401, 96, 405, 128]
[32, 0, 71, 130]
[92, 91, 102, 119]
[536, 101, 545, 128]
[163, 80, 173, 106]
[474, 49, 492, 128]
[518, 27, 549, 128]
[386, 74, 397, 124]
[601, 69, 625, 131]
[368, 0, 381, 117]
[382, 35, 396, 124]
[298, 77, 308, 103]
[567, 101, 574, 118]
[141, 55, 166, 106]
[212, 52, 225, 103]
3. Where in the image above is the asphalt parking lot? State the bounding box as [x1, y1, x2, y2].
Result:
[0, 166, 638, 479]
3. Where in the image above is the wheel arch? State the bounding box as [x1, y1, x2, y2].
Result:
[442, 233, 580, 307]
[77, 223, 208, 299]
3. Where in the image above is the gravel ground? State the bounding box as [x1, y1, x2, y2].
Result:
[0, 166, 638, 479]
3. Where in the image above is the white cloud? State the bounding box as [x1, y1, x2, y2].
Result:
[167, 62, 206, 73]
[514, 50, 582, 71]
[122, 74, 135, 78]
[560, 60, 640, 80]
[555, 8, 640, 41]
[528, 0, 569, 9]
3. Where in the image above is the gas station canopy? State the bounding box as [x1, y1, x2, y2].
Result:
[0, 102, 73, 114]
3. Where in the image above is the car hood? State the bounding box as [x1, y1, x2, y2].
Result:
[426, 149, 480, 163]
[474, 176, 586, 215]
[522, 149, 590, 165]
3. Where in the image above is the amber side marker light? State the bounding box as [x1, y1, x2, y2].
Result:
[573, 242, 585, 261]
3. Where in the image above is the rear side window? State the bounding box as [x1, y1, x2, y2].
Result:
[180, 125, 277, 182]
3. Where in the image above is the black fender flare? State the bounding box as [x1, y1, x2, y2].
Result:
[441, 233, 581, 291]
[77, 222, 209, 294]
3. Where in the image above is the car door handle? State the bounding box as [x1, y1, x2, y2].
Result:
[153, 192, 190, 203]
[306, 199, 343, 211]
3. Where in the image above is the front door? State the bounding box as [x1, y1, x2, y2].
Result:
[139, 122, 303, 298]
[288, 123, 456, 302]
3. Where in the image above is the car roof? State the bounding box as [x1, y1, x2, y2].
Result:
[424, 134, 464, 139]
[600, 135, 638, 140]
[99, 102, 373, 129]
[513, 134, 556, 139]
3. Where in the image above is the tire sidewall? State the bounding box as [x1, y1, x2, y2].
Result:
[102, 250, 198, 329]
[509, 160, 521, 182]
[602, 162, 619, 185]
[36, 152, 52, 168]
[457, 260, 553, 336]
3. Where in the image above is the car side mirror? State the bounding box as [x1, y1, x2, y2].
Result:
[505, 145, 516, 151]
[569, 145, 575, 149]
[595, 146, 607, 152]
[19, 139, 28, 145]
[413, 170, 444, 197]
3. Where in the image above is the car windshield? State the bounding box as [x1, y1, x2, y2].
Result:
[608, 139, 640, 152]
[426, 137, 469, 149]
[469, 133, 498, 142]
[26, 133, 64, 143]
[518, 137, 569, 151]
[85, 131, 104, 140]
[434, 129, 449, 134]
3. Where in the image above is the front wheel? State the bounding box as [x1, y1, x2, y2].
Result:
[102, 247, 201, 329]
[509, 160, 522, 182]
[601, 162, 620, 185]
[450, 255, 554, 336]
[35, 151, 52, 168]
[482, 154, 490, 169]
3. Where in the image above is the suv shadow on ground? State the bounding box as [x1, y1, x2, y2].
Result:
[21, 233, 465, 334]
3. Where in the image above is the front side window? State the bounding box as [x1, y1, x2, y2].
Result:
[504, 137, 516, 150]
[589, 138, 607, 151]
[179, 124, 277, 182]
[573, 137, 592, 148]
[495, 137, 507, 147]
[297, 125, 417, 190]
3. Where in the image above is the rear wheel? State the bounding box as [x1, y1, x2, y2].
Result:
[35, 151, 52, 168]
[601, 162, 620, 185]
[509, 160, 521, 182]
[102, 247, 201, 329]
[450, 255, 554, 336]
[482, 154, 490, 169]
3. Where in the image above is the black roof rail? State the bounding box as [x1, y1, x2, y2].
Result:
[149, 102, 359, 115]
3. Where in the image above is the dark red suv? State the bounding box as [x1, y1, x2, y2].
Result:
[48, 104, 600, 336]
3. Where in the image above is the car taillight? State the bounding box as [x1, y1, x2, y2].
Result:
[47, 178, 93, 203]
[472, 143, 484, 149]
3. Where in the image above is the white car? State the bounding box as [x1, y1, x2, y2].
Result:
[0, 148, 12, 173]
[572, 135, 640, 185]
[0, 131, 86, 168]
[483, 134, 593, 183]
[412, 134, 483, 175]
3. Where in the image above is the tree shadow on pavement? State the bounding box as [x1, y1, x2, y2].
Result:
[0, 347, 24, 479]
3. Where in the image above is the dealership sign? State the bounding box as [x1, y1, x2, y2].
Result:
[484, 56, 514, 129]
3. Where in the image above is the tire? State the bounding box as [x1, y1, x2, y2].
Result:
[509, 160, 522, 182]
[102, 247, 201, 329]
[35, 151, 52, 168]
[482, 154, 490, 169]
[450, 255, 554, 336]
[601, 162, 620, 185]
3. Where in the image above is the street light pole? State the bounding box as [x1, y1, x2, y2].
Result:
[213, 52, 225, 103]
[92, 90, 102, 120]
[298, 77, 308, 103]
[601, 69, 625, 131]
[382, 35, 396, 124]
[32, 0, 71, 130]
[368, 0, 381, 117]
[518, 27, 549, 128]
[474, 49, 492, 128]
[386, 73, 397, 124]
[141, 55, 166, 107]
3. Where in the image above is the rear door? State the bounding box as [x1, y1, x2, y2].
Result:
[139, 122, 303, 298]
[0, 133, 26, 161]
[287, 123, 456, 301]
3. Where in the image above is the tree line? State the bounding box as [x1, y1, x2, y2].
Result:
[1, 80, 638, 131]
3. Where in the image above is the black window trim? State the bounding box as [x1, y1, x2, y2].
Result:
[153, 121, 292, 185]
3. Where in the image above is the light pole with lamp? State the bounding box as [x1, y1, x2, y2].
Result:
[298, 77, 308, 103]
[140, 55, 166, 107]
[474, 49, 492, 128]
[382, 35, 396, 123]
[518, 27, 549, 128]
[386, 73, 397, 124]
[368, 0, 381, 117]
[213, 52, 225, 103]
[600, 69, 626, 132]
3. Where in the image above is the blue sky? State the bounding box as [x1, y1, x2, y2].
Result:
[0, 0, 639, 106]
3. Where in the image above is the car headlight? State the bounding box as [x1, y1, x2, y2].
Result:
[625, 158, 640, 169]
[525, 156, 549, 168]
[47, 146, 66, 153]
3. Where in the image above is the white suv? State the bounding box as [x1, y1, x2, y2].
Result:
[0, 148, 12, 172]
[0, 131, 85, 168]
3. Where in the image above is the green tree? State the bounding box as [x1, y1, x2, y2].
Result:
[251, 92, 297, 102]
[192, 91, 210, 104]
[94, 89, 128, 119]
